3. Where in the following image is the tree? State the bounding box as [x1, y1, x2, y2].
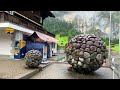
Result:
[111, 11, 120, 39]
[95, 11, 120, 39]
[86, 27, 107, 38]
[43, 13, 81, 41]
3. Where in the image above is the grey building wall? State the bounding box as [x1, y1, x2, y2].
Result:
[0, 29, 23, 59]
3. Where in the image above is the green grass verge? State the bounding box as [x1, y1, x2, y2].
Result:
[106, 44, 119, 52]
[112, 44, 119, 52]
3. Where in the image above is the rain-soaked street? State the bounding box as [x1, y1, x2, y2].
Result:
[30, 62, 119, 79]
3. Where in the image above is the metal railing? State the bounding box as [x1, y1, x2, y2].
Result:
[112, 58, 120, 79]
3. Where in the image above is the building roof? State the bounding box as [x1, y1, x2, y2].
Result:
[41, 11, 55, 20]
[29, 31, 58, 43]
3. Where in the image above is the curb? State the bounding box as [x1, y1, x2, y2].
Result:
[110, 65, 120, 79]
[17, 63, 52, 79]
[19, 69, 40, 79]
[15, 56, 65, 79]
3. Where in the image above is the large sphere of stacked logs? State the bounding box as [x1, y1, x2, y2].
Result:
[65, 34, 108, 74]
[25, 50, 42, 68]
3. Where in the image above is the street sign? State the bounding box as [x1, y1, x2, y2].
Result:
[20, 40, 26, 49]
[41, 46, 50, 64]
[14, 50, 19, 54]
[5, 28, 14, 34]
[43, 46, 47, 61]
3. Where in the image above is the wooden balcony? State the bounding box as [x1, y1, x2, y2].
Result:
[0, 12, 55, 37]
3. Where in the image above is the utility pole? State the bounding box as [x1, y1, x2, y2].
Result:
[81, 23, 83, 34]
[84, 19, 86, 33]
[108, 11, 111, 64]
[82, 19, 84, 34]
[77, 16, 80, 32]
[119, 22, 120, 55]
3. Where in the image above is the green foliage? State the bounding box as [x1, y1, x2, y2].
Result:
[101, 37, 109, 46]
[43, 12, 80, 41]
[56, 34, 68, 46]
[112, 44, 119, 52]
[86, 27, 107, 38]
[111, 38, 119, 45]
[101, 37, 119, 47]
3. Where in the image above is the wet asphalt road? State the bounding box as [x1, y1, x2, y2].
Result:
[30, 63, 119, 79]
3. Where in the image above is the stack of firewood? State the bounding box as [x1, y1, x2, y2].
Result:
[65, 34, 108, 74]
[25, 50, 42, 68]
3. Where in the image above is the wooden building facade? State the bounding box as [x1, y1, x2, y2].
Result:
[0, 11, 57, 59]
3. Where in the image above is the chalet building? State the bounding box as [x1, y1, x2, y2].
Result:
[0, 11, 58, 59]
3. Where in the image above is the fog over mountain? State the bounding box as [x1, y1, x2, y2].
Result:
[52, 11, 95, 22]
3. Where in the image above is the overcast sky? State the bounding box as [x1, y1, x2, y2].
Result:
[54, 11, 96, 23]
[51, 11, 110, 34]
[68, 11, 95, 18]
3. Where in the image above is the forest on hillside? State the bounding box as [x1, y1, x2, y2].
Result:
[43, 11, 81, 40]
